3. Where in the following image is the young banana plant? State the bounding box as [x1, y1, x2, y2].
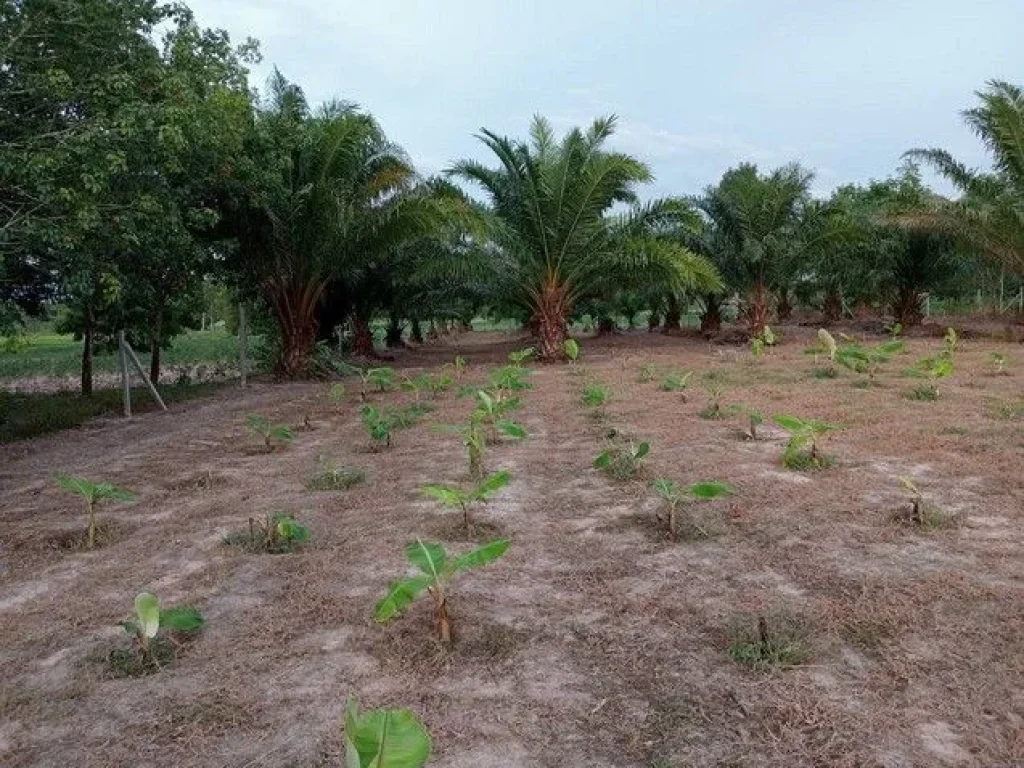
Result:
[774, 414, 838, 469]
[246, 414, 294, 450]
[900, 477, 924, 524]
[55, 474, 134, 549]
[249, 513, 311, 553]
[422, 470, 510, 534]
[360, 406, 392, 448]
[650, 479, 734, 542]
[374, 538, 510, 644]
[564, 339, 581, 363]
[344, 697, 431, 768]
[507, 347, 535, 367]
[728, 404, 763, 439]
[660, 371, 693, 394]
[594, 440, 650, 480]
[120, 592, 204, 667]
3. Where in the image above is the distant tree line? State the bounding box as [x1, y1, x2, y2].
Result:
[1, 1, 1021, 393]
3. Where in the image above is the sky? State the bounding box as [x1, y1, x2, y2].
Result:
[186, 0, 1023, 199]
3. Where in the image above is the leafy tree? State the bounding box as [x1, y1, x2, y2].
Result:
[450, 115, 720, 359]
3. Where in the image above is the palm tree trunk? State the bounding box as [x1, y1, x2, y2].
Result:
[534, 284, 568, 361]
[351, 314, 376, 357]
[385, 313, 404, 349]
[662, 294, 681, 333]
[596, 316, 616, 336]
[700, 295, 722, 335]
[266, 278, 325, 378]
[822, 289, 843, 325]
[746, 281, 770, 336]
[410, 318, 423, 344]
[776, 288, 793, 323]
[647, 312, 661, 332]
[893, 288, 924, 327]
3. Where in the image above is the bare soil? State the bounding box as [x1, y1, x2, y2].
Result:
[1, 326, 1022, 767]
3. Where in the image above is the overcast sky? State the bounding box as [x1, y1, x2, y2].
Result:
[186, 0, 1022, 199]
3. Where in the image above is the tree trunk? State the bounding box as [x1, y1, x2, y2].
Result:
[410, 318, 423, 344]
[662, 294, 681, 333]
[81, 304, 93, 396]
[746, 281, 770, 336]
[351, 314, 376, 357]
[776, 288, 793, 323]
[700, 295, 722, 336]
[893, 288, 924, 327]
[149, 311, 163, 385]
[385, 314, 404, 349]
[266, 279, 325, 378]
[822, 288, 843, 325]
[534, 284, 568, 361]
[647, 312, 661, 332]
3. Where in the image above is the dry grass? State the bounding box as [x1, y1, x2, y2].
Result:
[0, 325, 1022, 767]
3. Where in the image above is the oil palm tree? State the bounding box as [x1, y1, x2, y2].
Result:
[905, 80, 1024, 274]
[695, 163, 813, 335]
[449, 115, 720, 360]
[229, 72, 459, 375]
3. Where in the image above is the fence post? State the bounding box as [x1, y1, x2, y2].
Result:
[118, 331, 131, 418]
[239, 304, 248, 388]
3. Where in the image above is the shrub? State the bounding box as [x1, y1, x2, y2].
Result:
[422, 470, 510, 534]
[649, 478, 733, 542]
[581, 383, 610, 408]
[344, 697, 431, 768]
[55, 474, 134, 549]
[638, 363, 657, 383]
[774, 414, 838, 470]
[374, 538, 510, 644]
[246, 414, 294, 450]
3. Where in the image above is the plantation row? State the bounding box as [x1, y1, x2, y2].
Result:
[44, 326, 993, 765]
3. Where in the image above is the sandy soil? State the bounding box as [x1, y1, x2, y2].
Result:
[1, 326, 1022, 767]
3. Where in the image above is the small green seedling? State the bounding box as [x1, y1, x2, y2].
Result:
[374, 538, 510, 644]
[594, 441, 650, 481]
[990, 352, 1007, 375]
[836, 340, 904, 384]
[650, 479, 734, 542]
[489, 365, 533, 392]
[660, 370, 693, 394]
[367, 367, 396, 393]
[360, 406, 392, 448]
[426, 372, 455, 397]
[453, 355, 467, 378]
[699, 381, 726, 419]
[308, 456, 366, 491]
[888, 322, 903, 340]
[639, 363, 658, 383]
[564, 338, 581, 362]
[120, 592, 204, 669]
[728, 404, 764, 439]
[344, 697, 432, 768]
[401, 372, 430, 401]
[328, 383, 346, 407]
[55, 474, 134, 549]
[422, 470, 510, 534]
[248, 513, 311, 553]
[774, 414, 838, 470]
[508, 347, 535, 366]
[751, 326, 777, 359]
[581, 383, 610, 408]
[246, 414, 294, 450]
[727, 614, 810, 670]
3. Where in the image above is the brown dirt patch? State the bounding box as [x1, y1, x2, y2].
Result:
[1, 327, 1022, 766]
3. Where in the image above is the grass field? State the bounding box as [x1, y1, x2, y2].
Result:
[0, 327, 1021, 766]
[0, 329, 244, 381]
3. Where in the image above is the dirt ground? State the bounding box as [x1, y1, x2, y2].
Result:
[1, 325, 1022, 767]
